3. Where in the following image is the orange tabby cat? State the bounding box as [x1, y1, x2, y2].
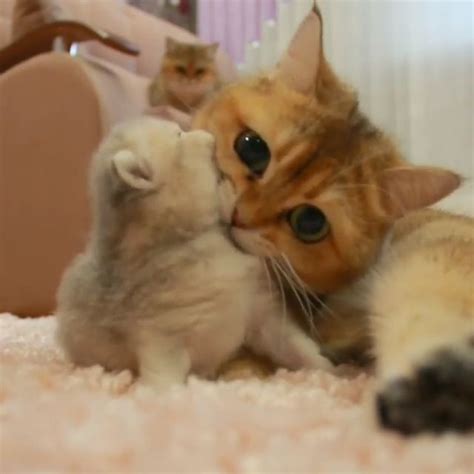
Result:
[194, 5, 473, 434]
[149, 37, 220, 113]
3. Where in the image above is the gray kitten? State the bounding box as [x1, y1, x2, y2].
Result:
[56, 118, 331, 391]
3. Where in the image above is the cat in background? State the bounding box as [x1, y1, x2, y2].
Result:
[193, 5, 473, 434]
[55, 118, 332, 392]
[149, 38, 221, 113]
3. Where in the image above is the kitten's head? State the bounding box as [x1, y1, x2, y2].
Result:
[92, 118, 217, 242]
[161, 38, 219, 107]
[193, 6, 461, 293]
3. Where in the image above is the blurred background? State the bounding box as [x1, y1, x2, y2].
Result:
[129, 0, 197, 32]
[0, 0, 472, 316]
[130, 0, 473, 176]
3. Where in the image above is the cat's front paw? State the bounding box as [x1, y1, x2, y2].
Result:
[377, 338, 474, 435]
[218, 349, 275, 381]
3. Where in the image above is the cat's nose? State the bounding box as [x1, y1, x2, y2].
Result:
[231, 209, 247, 228]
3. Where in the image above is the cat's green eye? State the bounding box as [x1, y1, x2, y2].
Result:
[175, 66, 186, 75]
[288, 205, 329, 244]
[233, 130, 270, 178]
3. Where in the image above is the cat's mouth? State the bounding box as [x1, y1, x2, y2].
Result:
[227, 227, 247, 253]
[229, 227, 270, 257]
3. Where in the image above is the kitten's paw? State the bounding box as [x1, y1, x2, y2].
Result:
[217, 178, 237, 224]
[301, 351, 336, 373]
[138, 374, 184, 394]
[218, 348, 275, 381]
[377, 338, 474, 435]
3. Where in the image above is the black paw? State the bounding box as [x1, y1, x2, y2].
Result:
[377, 345, 474, 435]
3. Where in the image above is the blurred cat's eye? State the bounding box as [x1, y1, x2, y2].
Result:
[288, 205, 329, 243]
[233, 130, 270, 178]
[175, 65, 187, 75]
[195, 68, 205, 77]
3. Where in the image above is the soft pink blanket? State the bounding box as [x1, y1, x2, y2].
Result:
[1, 314, 473, 473]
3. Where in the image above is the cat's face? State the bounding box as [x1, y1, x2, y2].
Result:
[193, 8, 460, 294]
[194, 79, 395, 292]
[161, 38, 219, 105]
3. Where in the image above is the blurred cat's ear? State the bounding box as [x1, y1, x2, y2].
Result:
[206, 42, 219, 57]
[165, 37, 178, 53]
[273, 3, 323, 96]
[381, 166, 462, 218]
[112, 150, 155, 190]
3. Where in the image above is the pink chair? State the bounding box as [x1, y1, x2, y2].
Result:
[0, 0, 236, 316]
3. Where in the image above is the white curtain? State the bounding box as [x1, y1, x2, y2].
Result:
[319, 0, 473, 177]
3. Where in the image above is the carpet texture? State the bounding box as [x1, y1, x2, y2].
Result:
[1, 314, 473, 473]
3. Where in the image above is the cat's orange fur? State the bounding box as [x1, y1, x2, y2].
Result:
[149, 38, 220, 113]
[195, 6, 473, 434]
[193, 7, 458, 296]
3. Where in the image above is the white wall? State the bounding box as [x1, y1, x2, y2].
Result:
[237, 0, 473, 178]
[319, 0, 473, 177]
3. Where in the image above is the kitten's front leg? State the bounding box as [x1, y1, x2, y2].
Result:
[247, 311, 334, 372]
[135, 328, 190, 392]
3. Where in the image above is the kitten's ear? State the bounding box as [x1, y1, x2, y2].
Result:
[206, 42, 219, 57]
[165, 37, 178, 53]
[273, 3, 323, 96]
[381, 166, 462, 218]
[112, 150, 155, 190]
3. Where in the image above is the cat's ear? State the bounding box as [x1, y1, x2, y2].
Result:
[273, 3, 323, 96]
[206, 42, 219, 57]
[381, 166, 462, 218]
[165, 37, 178, 53]
[111, 150, 155, 190]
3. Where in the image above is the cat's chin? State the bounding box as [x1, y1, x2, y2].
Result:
[229, 227, 270, 258]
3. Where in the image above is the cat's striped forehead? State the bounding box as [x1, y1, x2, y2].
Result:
[192, 74, 405, 293]
[196, 78, 385, 216]
[237, 95, 376, 208]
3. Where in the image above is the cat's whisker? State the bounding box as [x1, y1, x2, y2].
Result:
[258, 237, 279, 257]
[278, 254, 318, 308]
[275, 259, 324, 342]
[273, 258, 321, 341]
[279, 253, 340, 322]
[269, 257, 288, 350]
[262, 258, 274, 297]
[273, 259, 311, 318]
[275, 258, 316, 319]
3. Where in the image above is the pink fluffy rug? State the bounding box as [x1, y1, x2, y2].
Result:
[1, 314, 473, 473]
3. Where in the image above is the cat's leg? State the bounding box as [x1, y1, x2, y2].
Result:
[376, 337, 474, 435]
[56, 314, 136, 372]
[135, 328, 190, 392]
[218, 347, 275, 381]
[247, 311, 334, 372]
[370, 251, 474, 435]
